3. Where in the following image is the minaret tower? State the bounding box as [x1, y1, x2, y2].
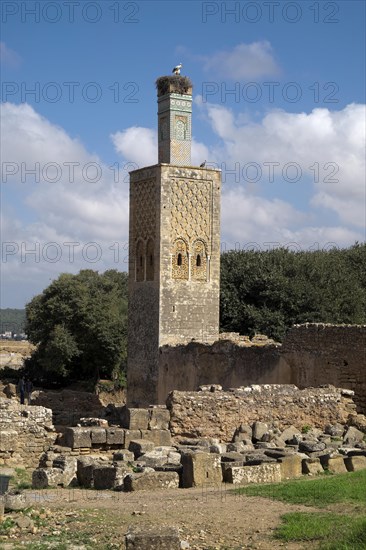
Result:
[127, 74, 221, 406]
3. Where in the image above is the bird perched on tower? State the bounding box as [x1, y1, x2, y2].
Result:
[172, 63, 182, 75]
[200, 160, 206, 168]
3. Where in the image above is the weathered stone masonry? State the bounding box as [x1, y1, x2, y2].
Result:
[157, 324, 366, 414]
[282, 324, 366, 414]
[158, 338, 289, 403]
[167, 384, 358, 441]
[0, 398, 56, 468]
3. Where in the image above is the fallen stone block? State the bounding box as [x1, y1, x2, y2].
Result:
[115, 465, 132, 490]
[227, 442, 254, 453]
[278, 455, 303, 480]
[221, 452, 244, 462]
[90, 427, 107, 445]
[148, 407, 170, 430]
[181, 451, 222, 488]
[322, 455, 347, 474]
[233, 424, 252, 442]
[222, 460, 245, 482]
[141, 448, 181, 468]
[302, 458, 324, 475]
[244, 452, 276, 466]
[93, 466, 118, 490]
[106, 428, 125, 445]
[324, 423, 344, 437]
[264, 448, 295, 459]
[125, 525, 181, 549]
[113, 450, 134, 462]
[123, 430, 142, 449]
[299, 440, 326, 453]
[124, 471, 179, 492]
[343, 426, 365, 445]
[344, 455, 366, 472]
[77, 457, 96, 488]
[252, 421, 269, 442]
[64, 428, 91, 449]
[140, 429, 171, 446]
[279, 425, 302, 444]
[52, 456, 77, 486]
[121, 407, 149, 430]
[225, 463, 282, 484]
[32, 468, 63, 489]
[129, 439, 155, 459]
[4, 491, 28, 511]
[210, 443, 227, 454]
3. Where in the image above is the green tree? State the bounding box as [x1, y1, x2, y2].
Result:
[24, 269, 128, 385]
[220, 243, 366, 341]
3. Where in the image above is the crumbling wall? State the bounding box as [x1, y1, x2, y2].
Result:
[167, 385, 357, 441]
[282, 324, 366, 414]
[32, 390, 104, 425]
[158, 338, 290, 403]
[0, 398, 57, 468]
[157, 325, 366, 414]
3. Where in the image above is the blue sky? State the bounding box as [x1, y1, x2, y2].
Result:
[1, 0, 365, 309]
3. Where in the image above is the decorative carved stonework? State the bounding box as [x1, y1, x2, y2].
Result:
[170, 179, 212, 248]
[133, 179, 156, 242]
[172, 238, 189, 280]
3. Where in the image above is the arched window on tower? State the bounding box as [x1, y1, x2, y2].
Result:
[135, 240, 145, 282]
[191, 240, 207, 281]
[146, 238, 155, 281]
[172, 239, 189, 280]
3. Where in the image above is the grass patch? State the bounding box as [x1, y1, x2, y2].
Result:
[235, 469, 366, 508]
[275, 512, 366, 549]
[11, 467, 33, 490]
[236, 470, 366, 549]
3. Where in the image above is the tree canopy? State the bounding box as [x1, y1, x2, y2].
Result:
[220, 243, 366, 341]
[25, 269, 128, 385]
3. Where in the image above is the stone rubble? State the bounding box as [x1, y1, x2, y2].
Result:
[28, 392, 366, 492]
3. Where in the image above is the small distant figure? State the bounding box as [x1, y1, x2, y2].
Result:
[200, 160, 206, 168]
[172, 63, 182, 75]
[25, 377, 33, 405]
[17, 376, 25, 405]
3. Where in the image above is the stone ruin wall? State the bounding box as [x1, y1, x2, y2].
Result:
[0, 384, 364, 470]
[167, 385, 358, 441]
[0, 384, 126, 426]
[158, 324, 366, 414]
[158, 338, 291, 403]
[282, 324, 366, 414]
[0, 398, 57, 468]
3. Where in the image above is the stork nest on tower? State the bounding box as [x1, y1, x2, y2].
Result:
[156, 75, 193, 96]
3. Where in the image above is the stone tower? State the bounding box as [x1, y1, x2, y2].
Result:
[127, 75, 221, 406]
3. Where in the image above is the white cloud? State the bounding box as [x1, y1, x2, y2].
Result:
[1, 102, 130, 306]
[220, 187, 363, 251]
[111, 124, 209, 168]
[111, 127, 157, 167]
[200, 102, 366, 229]
[203, 42, 280, 80]
[0, 42, 21, 67]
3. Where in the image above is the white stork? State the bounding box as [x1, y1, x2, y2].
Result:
[172, 63, 182, 75]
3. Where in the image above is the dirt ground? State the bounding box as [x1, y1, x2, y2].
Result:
[2, 485, 319, 549]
